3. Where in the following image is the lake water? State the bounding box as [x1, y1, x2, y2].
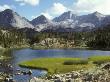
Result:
[1, 48, 110, 82]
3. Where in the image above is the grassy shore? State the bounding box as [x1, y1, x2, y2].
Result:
[19, 58, 95, 74]
[88, 56, 110, 65]
[19, 56, 110, 75]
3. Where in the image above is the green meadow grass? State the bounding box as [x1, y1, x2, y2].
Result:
[19, 56, 110, 74]
[88, 56, 110, 65]
[19, 58, 93, 74]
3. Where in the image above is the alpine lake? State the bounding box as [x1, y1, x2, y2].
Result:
[0, 48, 110, 82]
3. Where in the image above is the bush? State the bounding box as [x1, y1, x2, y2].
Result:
[89, 56, 110, 65]
[93, 60, 110, 65]
[63, 60, 88, 65]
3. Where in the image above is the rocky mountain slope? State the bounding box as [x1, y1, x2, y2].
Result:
[0, 9, 110, 32]
[43, 11, 106, 32]
[0, 9, 34, 29]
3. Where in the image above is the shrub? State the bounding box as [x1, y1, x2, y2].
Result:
[89, 56, 110, 65]
[63, 60, 88, 65]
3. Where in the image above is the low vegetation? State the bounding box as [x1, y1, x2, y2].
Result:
[19, 58, 94, 75]
[88, 56, 110, 65]
[19, 56, 110, 75]
[63, 59, 88, 65]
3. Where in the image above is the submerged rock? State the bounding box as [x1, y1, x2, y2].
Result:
[28, 70, 32, 75]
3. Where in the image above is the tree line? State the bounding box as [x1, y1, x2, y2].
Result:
[0, 25, 110, 48]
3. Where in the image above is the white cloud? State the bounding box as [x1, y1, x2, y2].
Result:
[73, 0, 110, 15]
[32, 3, 68, 20]
[49, 3, 68, 15]
[15, 0, 39, 6]
[31, 0, 110, 20]
[0, 5, 11, 11]
[31, 15, 38, 19]
[41, 3, 68, 19]
[20, 3, 26, 6]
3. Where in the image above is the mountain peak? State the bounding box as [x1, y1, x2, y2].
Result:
[61, 11, 76, 16]
[37, 15, 48, 20]
[1, 9, 15, 15]
[92, 11, 105, 17]
[31, 15, 51, 26]
[93, 11, 100, 14]
[62, 11, 75, 18]
[3, 9, 13, 12]
[1, 9, 21, 17]
[64, 11, 73, 15]
[39, 15, 46, 17]
[53, 11, 77, 22]
[0, 9, 34, 28]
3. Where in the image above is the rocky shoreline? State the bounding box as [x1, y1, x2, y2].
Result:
[0, 62, 110, 82]
[30, 62, 110, 82]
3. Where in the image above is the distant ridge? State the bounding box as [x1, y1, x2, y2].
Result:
[0, 9, 110, 32]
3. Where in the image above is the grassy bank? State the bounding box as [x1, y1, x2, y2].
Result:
[19, 56, 110, 75]
[88, 56, 110, 65]
[19, 58, 95, 74]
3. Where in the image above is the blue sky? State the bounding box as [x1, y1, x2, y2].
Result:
[0, 0, 110, 20]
